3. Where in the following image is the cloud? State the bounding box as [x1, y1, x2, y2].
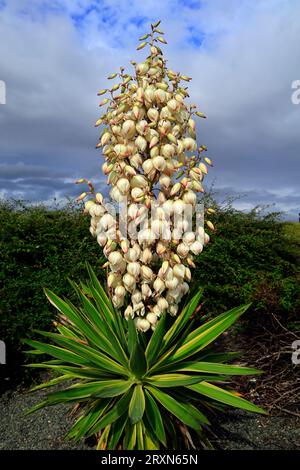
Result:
[0, 0, 299, 219]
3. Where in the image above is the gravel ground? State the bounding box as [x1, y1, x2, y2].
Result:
[0, 387, 90, 450]
[1, 385, 299, 450]
[211, 410, 300, 450]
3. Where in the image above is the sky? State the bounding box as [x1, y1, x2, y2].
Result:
[0, 0, 299, 219]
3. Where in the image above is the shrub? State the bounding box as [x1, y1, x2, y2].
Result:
[23, 19, 269, 450]
[25, 266, 265, 450]
[0, 199, 104, 386]
[194, 205, 300, 330]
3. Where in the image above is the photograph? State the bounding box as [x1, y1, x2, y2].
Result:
[0, 0, 299, 459]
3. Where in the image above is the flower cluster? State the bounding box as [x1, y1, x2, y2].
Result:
[78, 21, 215, 331]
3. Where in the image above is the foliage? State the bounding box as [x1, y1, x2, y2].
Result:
[25, 266, 265, 450]
[194, 204, 300, 329]
[0, 199, 104, 385]
[1, 200, 299, 386]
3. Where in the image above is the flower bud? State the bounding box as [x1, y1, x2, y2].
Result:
[185, 267, 191, 281]
[108, 273, 119, 288]
[169, 305, 178, 316]
[128, 153, 141, 168]
[144, 87, 155, 102]
[183, 137, 197, 151]
[157, 297, 168, 312]
[132, 290, 142, 304]
[166, 277, 179, 290]
[120, 239, 129, 253]
[149, 135, 159, 148]
[97, 232, 107, 247]
[123, 273, 136, 292]
[159, 175, 171, 189]
[146, 313, 158, 326]
[127, 261, 141, 277]
[177, 243, 189, 257]
[199, 162, 208, 174]
[141, 283, 152, 299]
[101, 132, 111, 146]
[167, 99, 179, 112]
[136, 120, 148, 135]
[190, 240, 203, 255]
[115, 285, 126, 298]
[131, 187, 144, 202]
[142, 159, 154, 174]
[122, 120, 136, 138]
[124, 305, 134, 320]
[170, 182, 181, 196]
[117, 178, 130, 195]
[147, 108, 159, 122]
[141, 247, 152, 264]
[100, 213, 115, 230]
[183, 232, 195, 246]
[206, 220, 215, 231]
[130, 175, 148, 188]
[134, 317, 151, 332]
[141, 265, 154, 282]
[161, 144, 175, 158]
[112, 295, 124, 309]
[135, 135, 147, 152]
[136, 62, 149, 74]
[183, 191, 196, 205]
[114, 144, 128, 158]
[153, 277, 165, 294]
[150, 146, 159, 158]
[108, 251, 123, 266]
[173, 263, 186, 279]
[152, 155, 166, 171]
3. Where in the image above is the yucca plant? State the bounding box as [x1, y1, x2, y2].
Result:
[25, 265, 265, 450]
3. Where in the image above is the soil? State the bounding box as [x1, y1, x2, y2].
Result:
[0, 381, 299, 450]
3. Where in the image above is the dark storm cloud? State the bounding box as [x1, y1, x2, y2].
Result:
[0, 0, 299, 219]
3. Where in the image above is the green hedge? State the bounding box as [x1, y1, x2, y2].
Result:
[195, 208, 300, 328]
[0, 200, 104, 386]
[0, 200, 299, 387]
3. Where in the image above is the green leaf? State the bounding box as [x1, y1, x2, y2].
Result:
[128, 317, 138, 357]
[146, 386, 202, 431]
[44, 289, 115, 356]
[94, 379, 133, 398]
[143, 427, 159, 450]
[146, 374, 207, 388]
[125, 423, 137, 449]
[96, 424, 111, 449]
[135, 421, 144, 450]
[129, 340, 148, 379]
[66, 399, 111, 441]
[162, 288, 203, 352]
[129, 385, 145, 424]
[188, 381, 267, 415]
[176, 361, 263, 376]
[156, 303, 251, 367]
[31, 364, 117, 380]
[107, 413, 128, 450]
[28, 374, 71, 392]
[24, 338, 89, 367]
[69, 281, 129, 367]
[87, 390, 133, 436]
[184, 402, 210, 425]
[144, 390, 166, 447]
[28, 334, 128, 376]
[145, 313, 167, 366]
